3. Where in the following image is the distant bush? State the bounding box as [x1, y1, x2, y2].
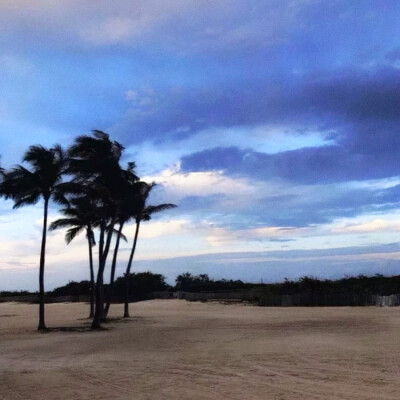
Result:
[0, 290, 32, 297]
[175, 273, 252, 292]
[174, 273, 400, 297]
[250, 274, 400, 298]
[112, 272, 169, 300]
[3, 273, 400, 301]
[50, 280, 92, 297]
[46, 272, 169, 301]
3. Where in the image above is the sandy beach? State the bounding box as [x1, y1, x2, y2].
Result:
[0, 299, 399, 399]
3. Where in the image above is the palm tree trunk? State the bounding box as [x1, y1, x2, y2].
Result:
[103, 219, 116, 261]
[124, 220, 141, 318]
[92, 225, 105, 329]
[91, 219, 116, 329]
[104, 222, 124, 319]
[87, 228, 95, 319]
[38, 197, 49, 331]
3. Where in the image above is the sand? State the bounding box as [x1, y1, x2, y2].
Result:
[0, 300, 399, 400]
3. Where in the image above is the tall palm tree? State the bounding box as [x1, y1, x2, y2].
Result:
[68, 131, 125, 329]
[123, 182, 176, 318]
[49, 197, 98, 318]
[0, 145, 67, 330]
[104, 167, 141, 319]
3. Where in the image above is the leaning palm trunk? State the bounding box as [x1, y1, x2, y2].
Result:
[124, 219, 140, 318]
[87, 228, 95, 319]
[92, 225, 105, 328]
[38, 197, 49, 331]
[91, 219, 116, 329]
[104, 222, 124, 319]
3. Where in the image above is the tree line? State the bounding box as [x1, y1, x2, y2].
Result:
[174, 273, 400, 295]
[0, 131, 176, 330]
[3, 273, 399, 300]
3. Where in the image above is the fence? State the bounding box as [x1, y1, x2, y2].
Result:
[174, 290, 400, 307]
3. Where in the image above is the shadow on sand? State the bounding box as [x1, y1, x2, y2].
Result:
[41, 316, 141, 333]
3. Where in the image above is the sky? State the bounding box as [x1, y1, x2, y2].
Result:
[1, 0, 400, 290]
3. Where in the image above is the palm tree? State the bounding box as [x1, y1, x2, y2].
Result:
[0, 145, 67, 330]
[123, 182, 176, 318]
[68, 131, 125, 329]
[103, 166, 141, 319]
[49, 197, 98, 318]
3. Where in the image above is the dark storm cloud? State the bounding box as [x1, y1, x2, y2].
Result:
[180, 141, 400, 185]
[116, 65, 400, 167]
[174, 64, 400, 184]
[304, 68, 400, 122]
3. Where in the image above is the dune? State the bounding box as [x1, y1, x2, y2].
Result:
[0, 299, 399, 399]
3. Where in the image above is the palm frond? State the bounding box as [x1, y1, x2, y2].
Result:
[65, 226, 85, 244]
[140, 203, 177, 221]
[23, 145, 53, 169]
[92, 130, 110, 141]
[13, 191, 42, 208]
[1, 144, 67, 211]
[145, 203, 177, 214]
[50, 218, 82, 231]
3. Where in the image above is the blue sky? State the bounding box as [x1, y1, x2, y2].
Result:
[1, 0, 400, 290]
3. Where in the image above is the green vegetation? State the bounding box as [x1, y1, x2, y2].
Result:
[175, 273, 400, 296]
[113, 272, 169, 301]
[256, 274, 400, 296]
[3, 273, 399, 300]
[50, 280, 92, 297]
[175, 273, 251, 292]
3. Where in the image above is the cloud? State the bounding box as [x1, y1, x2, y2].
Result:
[102, 242, 400, 286]
[2, 0, 400, 291]
[112, 65, 400, 173]
[162, 163, 400, 229]
[206, 225, 309, 247]
[80, 18, 144, 45]
[143, 164, 252, 202]
[123, 218, 188, 239]
[180, 138, 400, 185]
[0, 0, 319, 51]
[3, 1, 400, 159]
[332, 218, 400, 234]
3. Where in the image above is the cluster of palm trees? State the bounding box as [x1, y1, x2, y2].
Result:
[0, 131, 176, 330]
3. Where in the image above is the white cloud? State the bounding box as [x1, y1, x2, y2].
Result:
[143, 164, 252, 201]
[123, 218, 188, 239]
[332, 218, 400, 234]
